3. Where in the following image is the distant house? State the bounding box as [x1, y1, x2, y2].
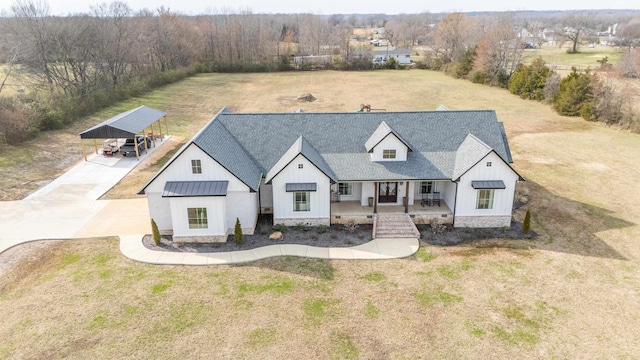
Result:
[139, 108, 523, 241]
[356, 48, 412, 65]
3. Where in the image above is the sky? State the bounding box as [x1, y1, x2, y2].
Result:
[18, 0, 640, 16]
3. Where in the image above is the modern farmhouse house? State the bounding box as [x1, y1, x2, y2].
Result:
[139, 108, 523, 241]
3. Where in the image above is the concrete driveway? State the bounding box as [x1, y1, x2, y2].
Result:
[0, 141, 168, 253]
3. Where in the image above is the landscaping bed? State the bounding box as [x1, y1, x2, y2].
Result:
[143, 222, 373, 253]
[418, 220, 536, 246]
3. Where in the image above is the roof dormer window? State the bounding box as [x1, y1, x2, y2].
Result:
[383, 149, 396, 159]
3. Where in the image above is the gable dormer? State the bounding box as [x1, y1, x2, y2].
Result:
[364, 121, 412, 161]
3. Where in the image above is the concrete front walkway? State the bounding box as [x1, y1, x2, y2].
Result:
[119, 235, 419, 265]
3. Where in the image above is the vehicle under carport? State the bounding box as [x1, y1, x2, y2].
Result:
[79, 106, 169, 161]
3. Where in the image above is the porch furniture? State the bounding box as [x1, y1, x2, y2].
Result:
[420, 192, 441, 207]
[420, 193, 431, 207]
[330, 190, 340, 203]
[431, 192, 441, 207]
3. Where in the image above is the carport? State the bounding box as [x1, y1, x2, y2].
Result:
[79, 106, 169, 161]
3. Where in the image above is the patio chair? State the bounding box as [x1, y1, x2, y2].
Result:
[431, 192, 441, 207]
[421, 193, 431, 207]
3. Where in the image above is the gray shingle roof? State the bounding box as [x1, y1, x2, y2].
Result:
[80, 106, 166, 139]
[265, 136, 337, 183]
[192, 119, 263, 191]
[162, 181, 229, 197]
[213, 110, 513, 183]
[452, 134, 492, 180]
[364, 121, 413, 153]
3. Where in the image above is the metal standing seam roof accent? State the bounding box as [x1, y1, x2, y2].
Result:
[471, 180, 506, 189]
[162, 181, 229, 197]
[79, 106, 166, 139]
[285, 183, 317, 192]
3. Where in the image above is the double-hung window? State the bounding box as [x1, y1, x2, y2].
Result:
[420, 181, 434, 194]
[187, 207, 208, 229]
[476, 190, 494, 209]
[338, 182, 353, 196]
[191, 159, 202, 174]
[293, 192, 310, 212]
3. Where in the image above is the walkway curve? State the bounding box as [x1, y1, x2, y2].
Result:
[119, 235, 419, 265]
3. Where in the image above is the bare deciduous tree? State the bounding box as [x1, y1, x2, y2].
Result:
[432, 13, 478, 64]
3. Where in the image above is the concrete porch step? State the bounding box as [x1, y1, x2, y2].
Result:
[373, 214, 420, 239]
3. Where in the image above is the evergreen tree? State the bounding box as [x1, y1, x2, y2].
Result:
[552, 68, 593, 118]
[234, 218, 243, 245]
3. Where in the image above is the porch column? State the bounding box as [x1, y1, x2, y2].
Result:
[404, 181, 409, 213]
[373, 182, 378, 214]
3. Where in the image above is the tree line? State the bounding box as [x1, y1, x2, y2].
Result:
[1, 1, 640, 146]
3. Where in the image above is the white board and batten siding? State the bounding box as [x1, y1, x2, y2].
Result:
[145, 143, 258, 234]
[170, 197, 226, 237]
[454, 152, 519, 227]
[271, 154, 331, 225]
[370, 135, 408, 162]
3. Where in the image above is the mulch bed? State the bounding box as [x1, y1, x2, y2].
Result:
[142, 224, 373, 253]
[418, 221, 536, 246]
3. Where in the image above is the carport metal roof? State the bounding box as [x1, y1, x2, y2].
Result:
[79, 106, 166, 139]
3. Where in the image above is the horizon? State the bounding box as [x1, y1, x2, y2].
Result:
[3, 0, 639, 16]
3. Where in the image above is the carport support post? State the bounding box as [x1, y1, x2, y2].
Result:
[143, 131, 149, 152]
[134, 135, 140, 161]
[149, 124, 156, 148]
[164, 115, 169, 136]
[94, 139, 98, 154]
[82, 140, 87, 161]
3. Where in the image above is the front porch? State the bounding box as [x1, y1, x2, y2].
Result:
[330, 200, 453, 225]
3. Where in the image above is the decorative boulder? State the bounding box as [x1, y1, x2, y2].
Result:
[269, 231, 283, 241]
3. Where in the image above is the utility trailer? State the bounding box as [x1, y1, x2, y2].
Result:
[102, 139, 119, 155]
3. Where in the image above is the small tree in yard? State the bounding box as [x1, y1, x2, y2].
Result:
[151, 219, 161, 245]
[234, 218, 243, 245]
[523, 209, 531, 234]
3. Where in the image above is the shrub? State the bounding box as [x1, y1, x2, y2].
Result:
[234, 218, 243, 245]
[385, 56, 397, 69]
[273, 223, 286, 232]
[523, 209, 531, 234]
[453, 48, 476, 79]
[470, 70, 489, 84]
[0, 98, 38, 145]
[343, 221, 358, 233]
[151, 219, 161, 246]
[316, 224, 329, 234]
[552, 68, 593, 118]
[294, 222, 309, 232]
[508, 58, 554, 101]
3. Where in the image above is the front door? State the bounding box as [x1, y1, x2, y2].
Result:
[378, 182, 398, 203]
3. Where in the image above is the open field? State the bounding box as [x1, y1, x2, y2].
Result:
[525, 44, 623, 69]
[1, 70, 640, 358]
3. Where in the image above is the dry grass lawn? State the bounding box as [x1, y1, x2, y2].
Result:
[1, 70, 640, 358]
